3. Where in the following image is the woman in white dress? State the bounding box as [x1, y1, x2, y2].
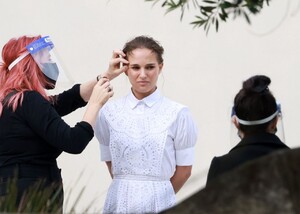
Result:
[95, 36, 198, 213]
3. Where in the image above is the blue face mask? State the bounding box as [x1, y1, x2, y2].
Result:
[41, 63, 59, 89]
[41, 63, 59, 81]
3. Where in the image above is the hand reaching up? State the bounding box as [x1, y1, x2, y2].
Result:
[102, 50, 129, 80]
[82, 78, 114, 127]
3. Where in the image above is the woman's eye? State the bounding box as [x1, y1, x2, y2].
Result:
[131, 66, 140, 70]
[146, 65, 155, 70]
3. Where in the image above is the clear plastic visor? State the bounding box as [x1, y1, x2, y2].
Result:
[26, 36, 73, 88]
[229, 103, 285, 147]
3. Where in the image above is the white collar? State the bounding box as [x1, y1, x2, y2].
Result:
[127, 89, 161, 109]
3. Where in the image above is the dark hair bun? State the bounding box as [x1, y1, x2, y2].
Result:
[243, 75, 271, 94]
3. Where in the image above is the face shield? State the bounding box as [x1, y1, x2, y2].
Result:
[27, 36, 73, 89]
[230, 103, 285, 147]
[8, 36, 73, 89]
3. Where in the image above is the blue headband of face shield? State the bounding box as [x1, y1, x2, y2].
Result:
[27, 36, 54, 54]
[231, 103, 281, 126]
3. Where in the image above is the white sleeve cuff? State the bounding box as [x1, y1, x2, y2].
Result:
[176, 147, 195, 166]
[100, 144, 112, 161]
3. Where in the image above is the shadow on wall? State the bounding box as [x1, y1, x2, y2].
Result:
[161, 148, 300, 214]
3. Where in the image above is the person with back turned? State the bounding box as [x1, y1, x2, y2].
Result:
[206, 75, 290, 185]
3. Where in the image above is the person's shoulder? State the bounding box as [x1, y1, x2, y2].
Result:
[23, 89, 41, 94]
[213, 154, 229, 161]
[19, 91, 51, 114]
[101, 96, 127, 113]
[23, 90, 48, 104]
[107, 96, 126, 106]
[160, 97, 193, 121]
[23, 90, 44, 98]
[162, 96, 186, 109]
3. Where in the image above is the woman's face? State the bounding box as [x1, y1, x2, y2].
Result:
[37, 48, 51, 63]
[126, 48, 163, 100]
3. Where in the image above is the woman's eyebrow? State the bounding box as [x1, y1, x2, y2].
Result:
[129, 63, 139, 66]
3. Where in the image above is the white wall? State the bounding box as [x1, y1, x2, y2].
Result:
[1, 0, 300, 212]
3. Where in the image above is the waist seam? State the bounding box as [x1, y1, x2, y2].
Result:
[113, 174, 168, 181]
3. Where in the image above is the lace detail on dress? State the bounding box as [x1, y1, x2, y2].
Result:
[102, 97, 184, 177]
[103, 97, 184, 138]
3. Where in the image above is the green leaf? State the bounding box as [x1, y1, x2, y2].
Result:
[201, 6, 216, 12]
[243, 10, 251, 24]
[203, 0, 217, 4]
[144, 0, 272, 35]
[221, 1, 234, 9]
[191, 20, 206, 27]
[219, 12, 227, 21]
[200, 9, 209, 17]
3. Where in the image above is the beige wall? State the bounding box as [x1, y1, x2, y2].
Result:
[1, 0, 300, 212]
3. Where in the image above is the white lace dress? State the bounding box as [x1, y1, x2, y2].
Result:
[95, 90, 198, 214]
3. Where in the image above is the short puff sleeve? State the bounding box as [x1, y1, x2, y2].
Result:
[95, 109, 111, 161]
[171, 107, 198, 166]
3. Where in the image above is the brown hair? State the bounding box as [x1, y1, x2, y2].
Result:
[123, 35, 164, 64]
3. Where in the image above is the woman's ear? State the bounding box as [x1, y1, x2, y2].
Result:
[158, 63, 163, 74]
[268, 116, 278, 133]
[232, 116, 240, 129]
[232, 115, 244, 139]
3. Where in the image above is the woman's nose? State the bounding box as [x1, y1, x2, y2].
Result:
[139, 69, 147, 77]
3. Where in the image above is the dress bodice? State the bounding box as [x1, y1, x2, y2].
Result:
[102, 95, 184, 178]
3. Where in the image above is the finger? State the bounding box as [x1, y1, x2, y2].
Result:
[111, 58, 129, 73]
[120, 58, 129, 64]
[97, 80, 110, 88]
[97, 76, 109, 84]
[108, 90, 114, 97]
[110, 58, 128, 67]
[112, 50, 126, 58]
[110, 67, 127, 76]
[120, 65, 128, 73]
[120, 58, 129, 67]
[107, 85, 113, 92]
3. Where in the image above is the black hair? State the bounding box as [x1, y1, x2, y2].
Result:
[234, 75, 277, 135]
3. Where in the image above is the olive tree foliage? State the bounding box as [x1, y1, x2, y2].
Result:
[145, 0, 271, 34]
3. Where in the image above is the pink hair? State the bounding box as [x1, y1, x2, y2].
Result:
[0, 35, 51, 116]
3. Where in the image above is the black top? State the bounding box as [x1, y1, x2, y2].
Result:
[206, 132, 290, 185]
[0, 84, 94, 167]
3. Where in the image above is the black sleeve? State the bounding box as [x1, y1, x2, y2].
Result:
[51, 84, 87, 116]
[22, 91, 93, 154]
